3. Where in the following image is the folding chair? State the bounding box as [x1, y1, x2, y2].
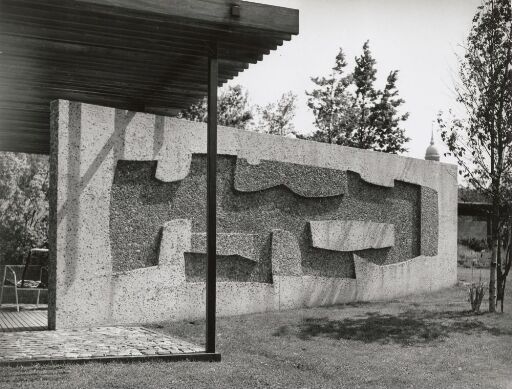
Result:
[0, 248, 49, 312]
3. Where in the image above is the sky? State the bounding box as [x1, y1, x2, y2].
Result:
[228, 0, 481, 160]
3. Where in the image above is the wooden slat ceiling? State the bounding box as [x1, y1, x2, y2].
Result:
[0, 0, 299, 154]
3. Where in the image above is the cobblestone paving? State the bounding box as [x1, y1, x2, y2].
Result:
[0, 327, 202, 362]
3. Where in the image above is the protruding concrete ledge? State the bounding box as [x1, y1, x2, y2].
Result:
[420, 187, 439, 256]
[310, 220, 395, 252]
[150, 117, 458, 190]
[158, 219, 191, 285]
[353, 254, 454, 301]
[155, 146, 193, 182]
[271, 230, 302, 276]
[302, 276, 357, 307]
[235, 158, 347, 198]
[189, 233, 259, 262]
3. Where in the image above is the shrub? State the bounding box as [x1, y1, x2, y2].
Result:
[469, 283, 485, 313]
[459, 238, 488, 252]
[0, 152, 49, 265]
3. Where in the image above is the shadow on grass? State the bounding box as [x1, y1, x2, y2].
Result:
[274, 310, 512, 346]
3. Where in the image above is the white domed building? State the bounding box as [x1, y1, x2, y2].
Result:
[425, 131, 440, 162]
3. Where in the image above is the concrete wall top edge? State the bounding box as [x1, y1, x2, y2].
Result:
[53, 100, 456, 193]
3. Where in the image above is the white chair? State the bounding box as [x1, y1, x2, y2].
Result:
[0, 248, 48, 312]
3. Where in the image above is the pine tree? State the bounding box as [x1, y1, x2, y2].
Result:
[178, 84, 253, 130]
[368, 71, 410, 152]
[305, 41, 409, 154]
[352, 40, 378, 149]
[256, 92, 297, 136]
[305, 48, 356, 144]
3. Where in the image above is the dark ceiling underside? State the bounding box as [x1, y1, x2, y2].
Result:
[0, 0, 299, 154]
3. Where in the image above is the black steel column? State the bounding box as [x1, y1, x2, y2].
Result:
[206, 45, 218, 354]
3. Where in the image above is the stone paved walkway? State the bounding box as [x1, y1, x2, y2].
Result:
[0, 326, 203, 363]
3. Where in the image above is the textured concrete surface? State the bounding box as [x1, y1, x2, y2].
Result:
[185, 253, 259, 282]
[420, 187, 439, 256]
[49, 101, 457, 328]
[310, 220, 395, 251]
[353, 254, 455, 301]
[271, 230, 302, 277]
[302, 276, 357, 307]
[49, 101, 114, 329]
[235, 158, 347, 197]
[109, 157, 424, 281]
[185, 233, 260, 282]
[190, 233, 259, 262]
[0, 327, 201, 363]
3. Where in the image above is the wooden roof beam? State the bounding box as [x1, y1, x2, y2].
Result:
[0, 28, 265, 64]
[69, 0, 299, 35]
[0, 2, 286, 52]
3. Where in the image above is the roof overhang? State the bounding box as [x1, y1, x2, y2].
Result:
[0, 0, 299, 154]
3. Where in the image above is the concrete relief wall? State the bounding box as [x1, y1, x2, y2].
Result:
[49, 100, 458, 329]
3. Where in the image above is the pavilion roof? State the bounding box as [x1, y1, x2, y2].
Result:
[0, 0, 299, 154]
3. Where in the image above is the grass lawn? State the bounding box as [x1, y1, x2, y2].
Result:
[1, 267, 511, 389]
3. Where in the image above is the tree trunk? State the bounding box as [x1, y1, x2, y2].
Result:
[490, 238, 498, 313]
[489, 195, 499, 313]
[497, 260, 504, 308]
[497, 241, 503, 294]
[500, 279, 506, 312]
[503, 229, 512, 313]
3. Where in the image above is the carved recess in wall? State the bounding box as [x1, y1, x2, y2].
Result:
[109, 155, 438, 281]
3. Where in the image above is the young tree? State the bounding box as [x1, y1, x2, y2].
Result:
[305, 41, 409, 153]
[439, 0, 512, 312]
[367, 70, 410, 152]
[0, 152, 49, 265]
[352, 41, 378, 148]
[178, 84, 254, 130]
[500, 178, 512, 312]
[305, 49, 358, 144]
[255, 91, 298, 136]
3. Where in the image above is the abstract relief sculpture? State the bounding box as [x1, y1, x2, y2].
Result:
[50, 101, 457, 328]
[234, 158, 348, 198]
[310, 220, 395, 252]
[109, 156, 432, 281]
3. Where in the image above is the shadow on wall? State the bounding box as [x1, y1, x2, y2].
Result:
[56, 106, 136, 291]
[184, 253, 258, 282]
[273, 310, 512, 346]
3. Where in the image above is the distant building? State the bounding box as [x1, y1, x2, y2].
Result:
[457, 187, 491, 242]
[458, 201, 491, 241]
[425, 131, 440, 162]
[424, 133, 490, 242]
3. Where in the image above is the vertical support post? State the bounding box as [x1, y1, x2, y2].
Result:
[206, 44, 218, 354]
